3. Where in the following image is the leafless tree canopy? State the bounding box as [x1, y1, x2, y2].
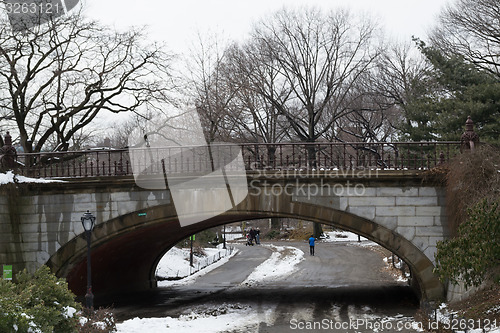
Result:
[430, 0, 500, 79]
[186, 8, 390, 148]
[0, 10, 175, 152]
[223, 40, 290, 144]
[185, 33, 237, 144]
[250, 8, 381, 143]
[4, 1, 497, 155]
[372, 42, 432, 137]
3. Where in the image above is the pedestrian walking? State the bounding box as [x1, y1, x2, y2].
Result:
[309, 235, 315, 256]
[249, 228, 256, 243]
[255, 228, 260, 244]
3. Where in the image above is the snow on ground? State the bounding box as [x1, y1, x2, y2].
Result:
[324, 230, 380, 248]
[118, 243, 280, 332]
[117, 300, 465, 333]
[477, 328, 500, 333]
[220, 233, 243, 241]
[219, 226, 245, 241]
[383, 256, 410, 283]
[324, 230, 367, 242]
[157, 245, 239, 287]
[118, 239, 500, 333]
[327, 231, 411, 283]
[156, 244, 235, 279]
[0, 171, 64, 184]
[155, 247, 191, 279]
[116, 304, 500, 333]
[116, 304, 275, 333]
[344, 305, 424, 332]
[432, 303, 500, 333]
[242, 244, 304, 285]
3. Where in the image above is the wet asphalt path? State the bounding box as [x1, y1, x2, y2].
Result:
[110, 240, 420, 332]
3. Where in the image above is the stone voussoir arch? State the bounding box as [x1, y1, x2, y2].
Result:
[47, 189, 445, 303]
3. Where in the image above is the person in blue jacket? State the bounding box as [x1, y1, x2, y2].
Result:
[309, 235, 316, 256]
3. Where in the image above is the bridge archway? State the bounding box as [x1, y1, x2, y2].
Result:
[47, 191, 444, 304]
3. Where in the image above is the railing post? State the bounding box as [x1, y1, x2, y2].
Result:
[96, 152, 100, 176]
[460, 116, 479, 152]
[0, 132, 17, 172]
[439, 151, 445, 165]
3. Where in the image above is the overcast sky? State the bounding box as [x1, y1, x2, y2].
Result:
[82, 0, 450, 53]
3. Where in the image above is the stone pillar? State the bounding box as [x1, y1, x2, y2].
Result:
[460, 116, 479, 152]
[0, 132, 17, 171]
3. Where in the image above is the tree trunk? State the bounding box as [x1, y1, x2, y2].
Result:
[307, 144, 317, 168]
[313, 222, 323, 238]
[271, 217, 281, 230]
[267, 145, 276, 168]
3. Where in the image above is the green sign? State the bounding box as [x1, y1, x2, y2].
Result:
[190, 235, 195, 241]
[138, 213, 147, 217]
[3, 265, 12, 280]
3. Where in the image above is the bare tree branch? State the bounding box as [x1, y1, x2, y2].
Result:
[430, 0, 500, 79]
[0, 9, 175, 153]
[251, 8, 381, 144]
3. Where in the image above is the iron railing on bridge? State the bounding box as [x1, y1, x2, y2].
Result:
[12, 142, 461, 179]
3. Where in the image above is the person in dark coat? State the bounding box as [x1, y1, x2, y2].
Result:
[249, 228, 256, 242]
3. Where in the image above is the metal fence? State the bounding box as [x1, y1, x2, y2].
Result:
[188, 246, 236, 276]
[157, 246, 236, 280]
[12, 142, 461, 179]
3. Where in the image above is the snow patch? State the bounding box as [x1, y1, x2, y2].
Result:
[325, 231, 380, 248]
[0, 171, 64, 185]
[242, 244, 304, 285]
[324, 231, 367, 242]
[156, 245, 236, 280]
[63, 306, 77, 319]
[157, 248, 239, 287]
[430, 304, 500, 333]
[116, 304, 274, 333]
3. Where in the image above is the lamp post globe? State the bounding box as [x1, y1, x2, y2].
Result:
[81, 211, 95, 231]
[81, 210, 95, 310]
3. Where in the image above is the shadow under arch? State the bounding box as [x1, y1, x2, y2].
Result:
[47, 193, 445, 305]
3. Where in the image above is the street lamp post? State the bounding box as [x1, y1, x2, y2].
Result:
[189, 235, 194, 268]
[223, 224, 226, 249]
[81, 210, 96, 310]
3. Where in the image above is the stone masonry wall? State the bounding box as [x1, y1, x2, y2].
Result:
[0, 189, 169, 275]
[293, 186, 449, 265]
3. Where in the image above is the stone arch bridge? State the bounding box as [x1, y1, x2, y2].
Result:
[1, 167, 451, 304]
[1, 135, 483, 307]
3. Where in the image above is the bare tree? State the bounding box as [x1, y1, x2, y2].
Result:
[221, 41, 293, 166]
[372, 41, 433, 140]
[331, 86, 401, 143]
[430, 0, 500, 79]
[312, 66, 402, 169]
[250, 8, 381, 166]
[185, 32, 237, 143]
[0, 10, 174, 153]
[225, 41, 291, 141]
